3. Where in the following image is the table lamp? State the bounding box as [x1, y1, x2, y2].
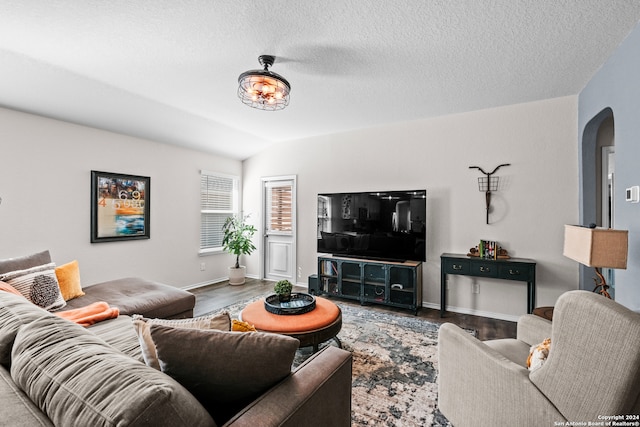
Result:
[563, 225, 628, 298]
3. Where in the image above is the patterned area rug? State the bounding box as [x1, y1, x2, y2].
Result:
[209, 297, 468, 426]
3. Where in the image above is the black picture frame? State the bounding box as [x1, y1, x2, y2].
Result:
[90, 171, 150, 243]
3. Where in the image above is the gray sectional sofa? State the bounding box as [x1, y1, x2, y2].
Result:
[0, 251, 353, 426]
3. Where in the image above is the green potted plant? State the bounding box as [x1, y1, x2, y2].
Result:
[274, 279, 293, 302]
[222, 214, 257, 285]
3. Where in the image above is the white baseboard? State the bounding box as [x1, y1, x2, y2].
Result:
[421, 301, 519, 322]
[182, 277, 228, 290]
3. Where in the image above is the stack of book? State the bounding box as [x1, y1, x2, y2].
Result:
[479, 240, 499, 259]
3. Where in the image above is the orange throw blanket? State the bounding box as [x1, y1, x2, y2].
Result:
[55, 302, 120, 327]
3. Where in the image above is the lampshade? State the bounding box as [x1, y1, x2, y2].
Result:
[563, 225, 628, 269]
[237, 55, 290, 111]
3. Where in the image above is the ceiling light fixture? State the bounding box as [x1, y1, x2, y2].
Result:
[237, 55, 291, 111]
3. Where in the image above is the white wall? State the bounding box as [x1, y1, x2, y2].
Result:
[0, 107, 241, 288]
[243, 96, 579, 320]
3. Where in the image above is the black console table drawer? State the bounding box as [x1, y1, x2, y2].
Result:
[470, 262, 498, 277]
[498, 265, 532, 281]
[443, 259, 470, 275]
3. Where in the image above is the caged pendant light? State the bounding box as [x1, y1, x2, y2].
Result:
[237, 55, 291, 111]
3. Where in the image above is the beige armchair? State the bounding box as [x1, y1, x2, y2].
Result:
[438, 290, 640, 426]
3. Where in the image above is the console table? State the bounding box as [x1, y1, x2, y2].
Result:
[440, 253, 536, 317]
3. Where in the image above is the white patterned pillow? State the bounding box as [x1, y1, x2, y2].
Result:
[0, 263, 66, 311]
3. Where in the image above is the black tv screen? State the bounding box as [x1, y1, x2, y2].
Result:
[317, 190, 426, 263]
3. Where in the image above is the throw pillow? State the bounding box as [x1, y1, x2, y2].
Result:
[0, 263, 66, 311]
[231, 319, 257, 332]
[132, 311, 231, 370]
[54, 260, 85, 301]
[527, 338, 551, 371]
[0, 250, 52, 275]
[149, 324, 299, 425]
[0, 280, 24, 297]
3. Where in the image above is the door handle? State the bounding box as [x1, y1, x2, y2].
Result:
[452, 264, 463, 270]
[480, 266, 490, 272]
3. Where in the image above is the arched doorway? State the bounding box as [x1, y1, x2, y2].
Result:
[580, 108, 616, 293]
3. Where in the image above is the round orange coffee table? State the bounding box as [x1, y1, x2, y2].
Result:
[240, 296, 342, 352]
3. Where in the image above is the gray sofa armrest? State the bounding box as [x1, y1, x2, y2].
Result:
[438, 323, 564, 427]
[224, 346, 352, 427]
[516, 314, 552, 345]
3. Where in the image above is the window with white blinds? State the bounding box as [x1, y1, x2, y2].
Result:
[266, 183, 293, 233]
[200, 171, 238, 253]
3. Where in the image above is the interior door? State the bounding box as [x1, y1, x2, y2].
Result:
[262, 177, 296, 283]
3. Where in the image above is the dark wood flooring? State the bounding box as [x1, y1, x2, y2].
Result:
[191, 278, 517, 341]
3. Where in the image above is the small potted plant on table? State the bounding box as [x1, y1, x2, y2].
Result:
[274, 279, 293, 302]
[222, 214, 257, 285]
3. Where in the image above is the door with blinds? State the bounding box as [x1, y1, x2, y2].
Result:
[262, 177, 296, 282]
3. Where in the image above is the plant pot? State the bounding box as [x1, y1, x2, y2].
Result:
[228, 266, 246, 286]
[278, 293, 291, 303]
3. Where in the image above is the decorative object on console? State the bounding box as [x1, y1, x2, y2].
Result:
[90, 171, 150, 243]
[468, 240, 510, 259]
[471, 243, 509, 258]
[222, 214, 257, 285]
[469, 163, 511, 224]
[563, 224, 628, 298]
[237, 55, 291, 111]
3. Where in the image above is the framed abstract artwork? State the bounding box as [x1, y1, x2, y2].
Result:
[90, 171, 150, 243]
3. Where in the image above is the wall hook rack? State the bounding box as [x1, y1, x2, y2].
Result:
[469, 163, 510, 224]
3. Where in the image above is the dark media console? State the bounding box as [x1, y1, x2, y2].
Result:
[315, 254, 423, 315]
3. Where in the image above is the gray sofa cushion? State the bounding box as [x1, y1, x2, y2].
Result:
[0, 365, 53, 427]
[150, 324, 299, 425]
[63, 277, 195, 319]
[0, 292, 49, 366]
[484, 338, 531, 368]
[11, 315, 216, 427]
[0, 250, 51, 275]
[88, 315, 144, 363]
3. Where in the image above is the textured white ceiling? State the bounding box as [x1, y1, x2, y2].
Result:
[0, 1, 639, 159]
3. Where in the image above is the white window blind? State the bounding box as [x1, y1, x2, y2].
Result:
[200, 172, 238, 253]
[267, 183, 293, 233]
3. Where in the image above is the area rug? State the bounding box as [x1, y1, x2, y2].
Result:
[208, 297, 467, 426]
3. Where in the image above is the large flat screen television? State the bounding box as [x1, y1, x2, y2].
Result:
[317, 190, 426, 263]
